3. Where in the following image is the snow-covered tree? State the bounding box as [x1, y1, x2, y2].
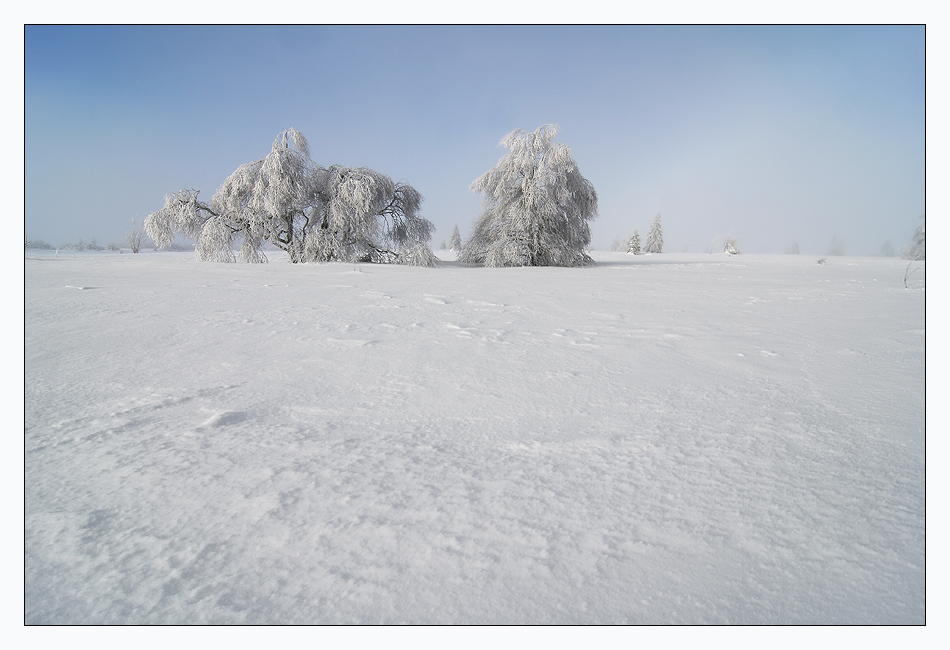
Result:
[724, 237, 740, 255]
[904, 214, 925, 261]
[145, 128, 436, 265]
[458, 124, 597, 267]
[902, 214, 925, 289]
[124, 219, 144, 253]
[299, 164, 432, 265]
[449, 224, 462, 251]
[645, 214, 663, 253]
[627, 230, 641, 255]
[827, 235, 845, 256]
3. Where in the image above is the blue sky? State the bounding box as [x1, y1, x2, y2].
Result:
[25, 25, 924, 254]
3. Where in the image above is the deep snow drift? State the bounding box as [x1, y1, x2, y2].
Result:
[24, 250, 925, 624]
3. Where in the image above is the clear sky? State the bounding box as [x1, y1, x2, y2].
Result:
[25, 25, 924, 254]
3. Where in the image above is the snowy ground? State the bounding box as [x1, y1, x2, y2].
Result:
[24, 249, 925, 624]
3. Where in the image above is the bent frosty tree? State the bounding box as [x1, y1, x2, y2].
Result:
[145, 129, 436, 265]
[459, 125, 597, 267]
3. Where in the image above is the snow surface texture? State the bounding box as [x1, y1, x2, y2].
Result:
[25, 250, 925, 624]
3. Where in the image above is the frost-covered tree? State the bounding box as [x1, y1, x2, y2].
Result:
[124, 219, 144, 253]
[827, 235, 845, 256]
[145, 128, 436, 266]
[627, 230, 642, 255]
[902, 214, 925, 289]
[449, 224, 462, 251]
[645, 214, 663, 253]
[300, 164, 433, 265]
[903, 214, 925, 261]
[458, 124, 597, 267]
[724, 237, 740, 255]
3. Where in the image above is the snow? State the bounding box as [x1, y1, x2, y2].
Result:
[24, 250, 925, 624]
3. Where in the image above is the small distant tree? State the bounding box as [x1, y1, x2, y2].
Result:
[786, 242, 800, 255]
[724, 237, 740, 255]
[645, 214, 663, 253]
[459, 124, 597, 267]
[449, 224, 462, 251]
[627, 230, 641, 255]
[827, 235, 845, 256]
[125, 219, 144, 253]
[879, 241, 895, 257]
[903, 214, 925, 261]
[146, 128, 436, 266]
[903, 214, 925, 289]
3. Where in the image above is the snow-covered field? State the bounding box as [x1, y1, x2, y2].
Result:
[24, 250, 925, 624]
